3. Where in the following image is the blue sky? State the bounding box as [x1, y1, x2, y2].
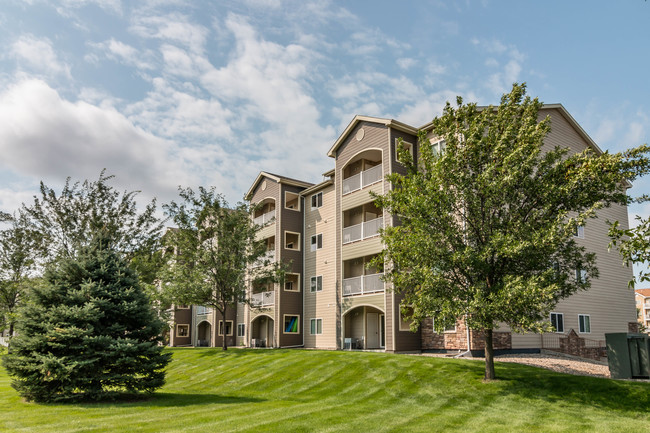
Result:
[0, 0, 648, 283]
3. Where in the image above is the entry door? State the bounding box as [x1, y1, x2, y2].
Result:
[367, 313, 379, 348]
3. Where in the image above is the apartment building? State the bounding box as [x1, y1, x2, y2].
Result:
[168, 104, 637, 354]
[635, 289, 650, 331]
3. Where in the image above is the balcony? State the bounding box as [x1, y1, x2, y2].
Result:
[343, 273, 384, 296]
[342, 164, 382, 195]
[343, 217, 383, 244]
[251, 290, 275, 307]
[253, 250, 276, 268]
[254, 210, 276, 226]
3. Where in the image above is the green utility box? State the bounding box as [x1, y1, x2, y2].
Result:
[605, 333, 650, 379]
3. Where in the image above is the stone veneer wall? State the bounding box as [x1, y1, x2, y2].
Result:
[420, 318, 512, 351]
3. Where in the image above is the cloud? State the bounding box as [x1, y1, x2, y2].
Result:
[88, 38, 156, 70]
[130, 12, 209, 54]
[11, 34, 71, 79]
[397, 57, 417, 70]
[471, 38, 525, 95]
[0, 79, 193, 204]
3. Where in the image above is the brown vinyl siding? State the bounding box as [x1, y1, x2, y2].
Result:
[170, 307, 192, 346]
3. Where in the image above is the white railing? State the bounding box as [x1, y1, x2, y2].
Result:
[254, 210, 276, 226]
[343, 217, 383, 244]
[253, 250, 276, 268]
[342, 273, 384, 296]
[196, 306, 211, 315]
[342, 165, 382, 195]
[251, 290, 275, 307]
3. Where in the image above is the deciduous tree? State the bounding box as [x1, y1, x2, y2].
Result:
[373, 83, 650, 380]
[160, 187, 281, 350]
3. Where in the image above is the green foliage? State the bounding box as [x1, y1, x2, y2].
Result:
[609, 215, 650, 287]
[2, 235, 171, 402]
[160, 187, 280, 349]
[373, 83, 650, 379]
[23, 170, 165, 271]
[0, 211, 46, 336]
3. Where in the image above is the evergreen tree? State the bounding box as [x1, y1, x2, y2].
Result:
[2, 234, 171, 402]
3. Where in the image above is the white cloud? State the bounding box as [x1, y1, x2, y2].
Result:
[88, 38, 156, 70]
[11, 34, 71, 79]
[397, 57, 417, 70]
[0, 79, 193, 204]
[130, 12, 209, 54]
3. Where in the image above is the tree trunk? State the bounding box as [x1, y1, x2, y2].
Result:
[484, 329, 495, 380]
[9, 321, 14, 337]
[222, 304, 228, 351]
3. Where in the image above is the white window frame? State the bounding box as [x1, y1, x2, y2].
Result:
[310, 318, 323, 335]
[311, 192, 323, 210]
[176, 324, 189, 337]
[575, 268, 587, 283]
[432, 318, 457, 333]
[431, 138, 446, 156]
[237, 323, 245, 337]
[284, 231, 301, 251]
[578, 314, 591, 334]
[310, 275, 323, 292]
[284, 273, 301, 292]
[284, 191, 300, 211]
[574, 225, 584, 239]
[550, 312, 564, 333]
[310, 233, 323, 252]
[219, 320, 234, 336]
[395, 139, 413, 162]
[283, 314, 300, 334]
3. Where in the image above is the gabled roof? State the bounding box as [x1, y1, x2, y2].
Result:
[636, 288, 650, 298]
[327, 115, 418, 158]
[245, 171, 313, 200]
[301, 179, 334, 196]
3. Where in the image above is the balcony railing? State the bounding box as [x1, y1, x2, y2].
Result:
[251, 290, 275, 307]
[196, 306, 211, 315]
[254, 210, 276, 226]
[342, 165, 382, 195]
[253, 250, 276, 268]
[342, 217, 383, 244]
[342, 273, 384, 296]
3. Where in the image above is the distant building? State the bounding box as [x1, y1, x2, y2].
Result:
[635, 289, 650, 331]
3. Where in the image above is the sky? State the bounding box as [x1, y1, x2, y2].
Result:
[0, 0, 648, 283]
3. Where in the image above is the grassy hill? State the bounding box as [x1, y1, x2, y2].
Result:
[2, 348, 650, 432]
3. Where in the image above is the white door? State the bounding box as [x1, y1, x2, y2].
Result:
[367, 313, 379, 348]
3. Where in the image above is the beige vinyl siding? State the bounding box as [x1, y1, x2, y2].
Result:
[341, 236, 383, 261]
[511, 108, 635, 347]
[341, 182, 383, 211]
[335, 121, 389, 350]
[303, 184, 337, 349]
[341, 293, 385, 314]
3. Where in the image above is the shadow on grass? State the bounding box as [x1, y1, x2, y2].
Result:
[61, 392, 265, 408]
[491, 361, 650, 413]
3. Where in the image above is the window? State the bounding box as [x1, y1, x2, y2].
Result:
[283, 315, 300, 334]
[579, 314, 591, 333]
[550, 312, 564, 333]
[399, 306, 414, 331]
[176, 324, 189, 337]
[285, 191, 300, 211]
[395, 139, 413, 162]
[431, 139, 446, 156]
[575, 268, 587, 283]
[311, 192, 323, 209]
[196, 306, 211, 315]
[176, 305, 190, 309]
[310, 233, 323, 252]
[219, 320, 233, 336]
[310, 276, 323, 292]
[574, 225, 584, 239]
[237, 323, 245, 337]
[310, 318, 323, 335]
[284, 273, 300, 292]
[284, 231, 300, 250]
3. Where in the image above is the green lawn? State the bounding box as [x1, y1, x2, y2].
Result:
[2, 348, 650, 432]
